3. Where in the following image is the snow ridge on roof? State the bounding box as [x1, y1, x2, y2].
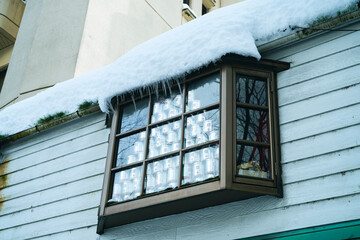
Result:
[0, 0, 357, 135]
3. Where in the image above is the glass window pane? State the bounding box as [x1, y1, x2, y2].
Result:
[151, 90, 183, 123]
[120, 98, 149, 133]
[236, 75, 267, 106]
[109, 165, 142, 203]
[236, 108, 269, 143]
[236, 145, 270, 179]
[182, 145, 219, 185]
[148, 119, 182, 158]
[184, 109, 220, 148]
[145, 155, 179, 194]
[116, 131, 146, 167]
[186, 72, 220, 111]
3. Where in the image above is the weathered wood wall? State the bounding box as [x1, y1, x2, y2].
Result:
[0, 20, 359, 239]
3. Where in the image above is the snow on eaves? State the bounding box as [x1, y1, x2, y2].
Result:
[0, 0, 357, 135]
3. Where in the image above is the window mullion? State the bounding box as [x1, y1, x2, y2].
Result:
[178, 84, 187, 187]
[140, 96, 153, 195]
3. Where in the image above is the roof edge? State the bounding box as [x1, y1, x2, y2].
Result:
[0, 105, 101, 146]
[258, 8, 360, 54]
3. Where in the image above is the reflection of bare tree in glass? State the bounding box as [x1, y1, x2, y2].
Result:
[117, 133, 143, 166]
[236, 77, 269, 172]
[121, 107, 148, 133]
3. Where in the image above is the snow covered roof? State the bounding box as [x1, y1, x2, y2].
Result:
[0, 0, 358, 136]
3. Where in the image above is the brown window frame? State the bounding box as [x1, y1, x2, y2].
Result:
[97, 55, 289, 234]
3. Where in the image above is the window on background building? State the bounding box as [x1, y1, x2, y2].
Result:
[0, 68, 7, 95]
[202, 4, 208, 15]
[97, 55, 289, 234]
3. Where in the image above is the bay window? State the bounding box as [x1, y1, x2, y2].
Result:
[98, 55, 289, 234]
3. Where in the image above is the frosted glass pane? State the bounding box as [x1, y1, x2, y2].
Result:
[151, 91, 182, 123]
[184, 109, 219, 148]
[182, 145, 219, 185]
[186, 72, 220, 111]
[148, 119, 182, 158]
[145, 155, 179, 193]
[109, 165, 142, 203]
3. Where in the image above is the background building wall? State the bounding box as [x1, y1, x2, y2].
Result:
[0, 0, 89, 108]
[74, 0, 183, 77]
[0, 0, 184, 109]
[0, 0, 25, 103]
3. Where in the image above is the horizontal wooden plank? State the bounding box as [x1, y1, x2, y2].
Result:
[2, 128, 108, 175]
[277, 46, 360, 89]
[282, 146, 360, 184]
[1, 158, 105, 201]
[282, 169, 360, 206]
[1, 191, 100, 229]
[280, 31, 360, 68]
[0, 191, 101, 230]
[0, 174, 103, 217]
[2, 119, 108, 162]
[2, 112, 105, 155]
[0, 208, 98, 240]
[278, 63, 360, 107]
[261, 21, 360, 60]
[281, 124, 360, 163]
[280, 103, 360, 143]
[31, 226, 98, 240]
[279, 82, 360, 125]
[4, 142, 108, 187]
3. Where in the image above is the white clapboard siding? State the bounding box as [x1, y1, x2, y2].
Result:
[282, 169, 360, 206]
[4, 142, 108, 187]
[1, 119, 106, 167]
[277, 46, 360, 89]
[282, 146, 360, 184]
[0, 190, 101, 229]
[279, 31, 360, 68]
[1, 112, 106, 156]
[31, 226, 99, 240]
[0, 208, 98, 240]
[278, 63, 360, 107]
[261, 21, 360, 60]
[280, 103, 360, 143]
[2, 158, 105, 201]
[3, 127, 108, 174]
[281, 124, 360, 163]
[279, 83, 360, 124]
[0, 174, 103, 216]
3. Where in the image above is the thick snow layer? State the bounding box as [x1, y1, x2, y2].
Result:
[0, 0, 358, 135]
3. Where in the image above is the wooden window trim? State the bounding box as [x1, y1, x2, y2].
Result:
[98, 55, 289, 234]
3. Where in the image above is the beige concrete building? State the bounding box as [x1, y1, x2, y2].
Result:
[0, 0, 244, 109]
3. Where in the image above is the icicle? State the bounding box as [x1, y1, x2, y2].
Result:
[130, 92, 137, 110]
[154, 83, 159, 100]
[161, 81, 167, 97]
[175, 78, 182, 95]
[139, 87, 143, 98]
[165, 79, 173, 97]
